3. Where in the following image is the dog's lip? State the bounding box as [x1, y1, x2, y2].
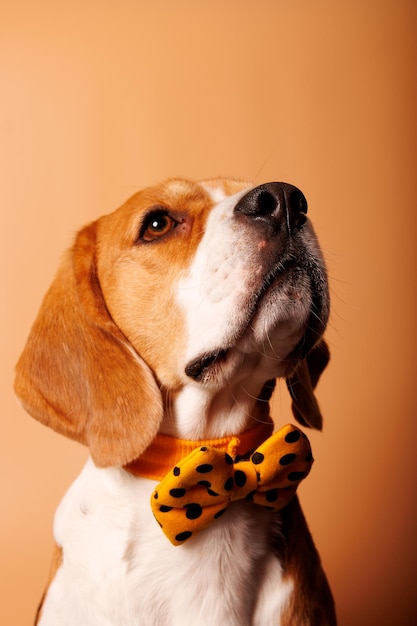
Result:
[184, 349, 229, 381]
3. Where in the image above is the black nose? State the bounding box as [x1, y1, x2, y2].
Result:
[234, 182, 308, 233]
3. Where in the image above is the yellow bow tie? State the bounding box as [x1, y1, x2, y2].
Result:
[150, 424, 313, 545]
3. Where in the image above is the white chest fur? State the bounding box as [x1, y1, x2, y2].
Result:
[39, 459, 292, 626]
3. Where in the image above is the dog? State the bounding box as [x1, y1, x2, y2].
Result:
[15, 178, 336, 625]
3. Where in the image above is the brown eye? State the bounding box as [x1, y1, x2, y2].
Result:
[139, 211, 177, 242]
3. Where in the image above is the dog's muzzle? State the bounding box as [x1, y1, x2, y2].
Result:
[184, 180, 328, 383]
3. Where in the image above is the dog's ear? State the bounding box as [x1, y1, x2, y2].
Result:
[14, 222, 163, 467]
[286, 339, 330, 430]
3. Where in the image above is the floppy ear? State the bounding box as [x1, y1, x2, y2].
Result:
[14, 222, 163, 467]
[286, 339, 330, 430]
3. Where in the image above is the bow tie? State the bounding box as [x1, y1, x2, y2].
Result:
[150, 423, 313, 545]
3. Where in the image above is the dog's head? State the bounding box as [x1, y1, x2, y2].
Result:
[15, 178, 330, 466]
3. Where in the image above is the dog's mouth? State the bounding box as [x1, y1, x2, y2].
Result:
[184, 349, 229, 382]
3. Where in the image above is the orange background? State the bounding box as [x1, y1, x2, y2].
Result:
[1, 1, 416, 624]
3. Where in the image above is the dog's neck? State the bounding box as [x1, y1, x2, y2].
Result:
[159, 377, 274, 441]
[124, 417, 274, 481]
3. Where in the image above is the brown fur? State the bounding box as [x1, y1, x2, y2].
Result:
[274, 498, 336, 625]
[14, 221, 162, 467]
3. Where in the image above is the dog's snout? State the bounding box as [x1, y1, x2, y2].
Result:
[234, 182, 308, 233]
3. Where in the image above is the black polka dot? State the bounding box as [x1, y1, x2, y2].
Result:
[197, 480, 212, 488]
[169, 488, 186, 498]
[196, 464, 214, 473]
[214, 508, 227, 519]
[285, 430, 301, 443]
[224, 476, 234, 491]
[265, 489, 279, 502]
[252, 452, 264, 465]
[288, 471, 306, 482]
[159, 505, 173, 513]
[207, 488, 219, 497]
[225, 453, 234, 465]
[200, 446, 208, 452]
[185, 503, 203, 520]
[279, 453, 297, 466]
[173, 466, 181, 476]
[234, 470, 247, 488]
[246, 490, 256, 501]
[153, 491, 158, 499]
[306, 452, 313, 463]
[175, 531, 192, 542]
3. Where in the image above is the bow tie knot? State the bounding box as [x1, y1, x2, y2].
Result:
[151, 424, 313, 545]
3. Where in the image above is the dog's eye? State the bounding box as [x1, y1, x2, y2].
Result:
[139, 210, 177, 242]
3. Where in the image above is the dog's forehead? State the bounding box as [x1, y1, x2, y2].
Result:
[128, 177, 252, 210]
[124, 178, 211, 214]
[99, 178, 253, 245]
[199, 178, 253, 202]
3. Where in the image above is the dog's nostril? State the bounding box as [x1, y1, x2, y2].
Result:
[287, 187, 308, 228]
[256, 190, 278, 216]
[288, 188, 307, 216]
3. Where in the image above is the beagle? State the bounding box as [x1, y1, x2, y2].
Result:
[15, 178, 336, 625]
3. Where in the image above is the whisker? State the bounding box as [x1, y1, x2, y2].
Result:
[252, 148, 276, 184]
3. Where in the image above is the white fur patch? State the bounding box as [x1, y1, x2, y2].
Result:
[177, 189, 253, 360]
[39, 460, 290, 626]
[200, 182, 228, 204]
[253, 557, 294, 625]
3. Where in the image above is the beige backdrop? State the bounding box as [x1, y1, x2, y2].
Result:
[1, 1, 416, 624]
